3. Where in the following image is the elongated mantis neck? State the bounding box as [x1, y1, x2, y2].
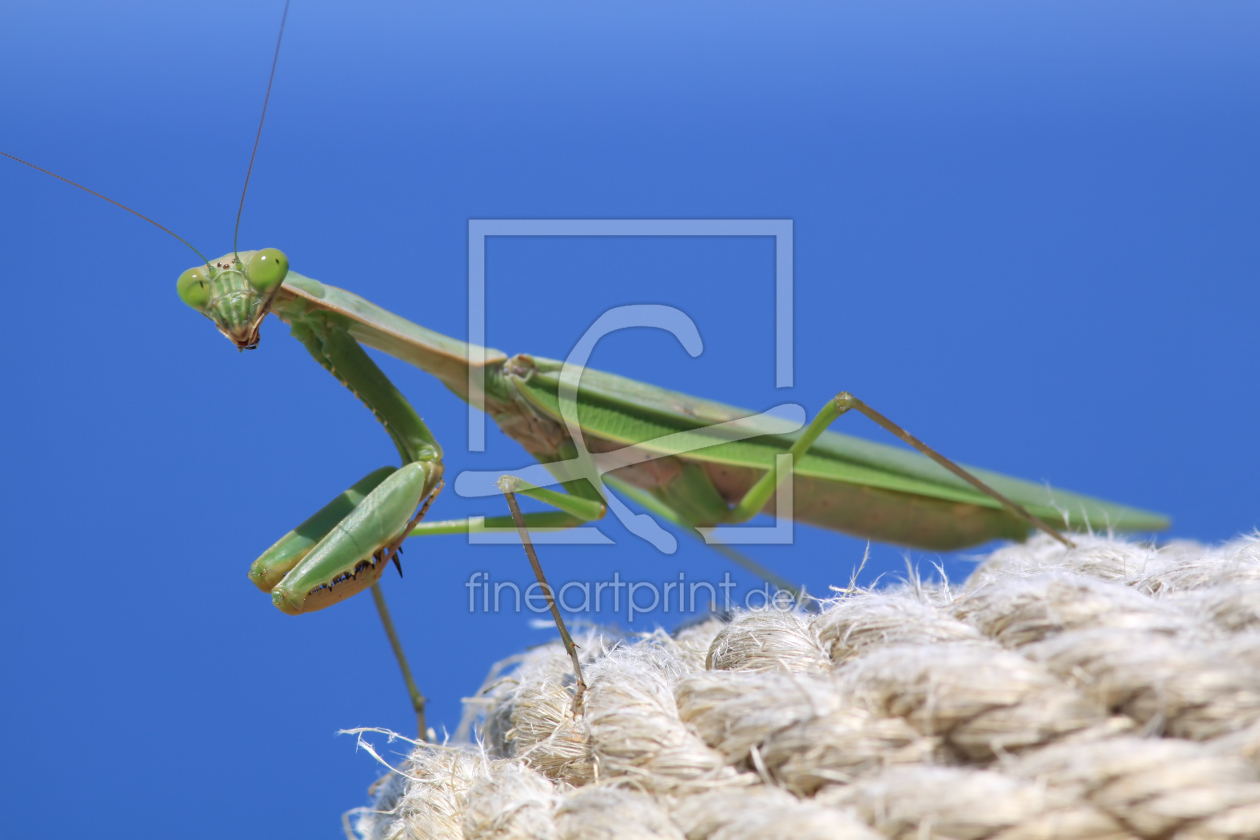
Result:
[272, 273, 511, 407]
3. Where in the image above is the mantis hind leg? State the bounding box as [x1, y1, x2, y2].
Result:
[723, 392, 1075, 548]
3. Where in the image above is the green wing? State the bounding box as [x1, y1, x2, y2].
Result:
[508, 357, 1170, 535]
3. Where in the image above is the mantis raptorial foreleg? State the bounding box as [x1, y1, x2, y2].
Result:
[379, 479, 446, 577]
[182, 251, 606, 735]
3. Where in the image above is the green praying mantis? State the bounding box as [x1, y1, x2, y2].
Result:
[3, 3, 1172, 740]
[168, 243, 1169, 722]
[178, 247, 1172, 613]
[7, 163, 1172, 740]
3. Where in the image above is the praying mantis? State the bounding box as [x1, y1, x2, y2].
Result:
[167, 241, 1169, 729]
[3, 3, 1176, 743]
[178, 246, 1171, 613]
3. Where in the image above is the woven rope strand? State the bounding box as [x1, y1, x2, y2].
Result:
[354, 533, 1260, 840]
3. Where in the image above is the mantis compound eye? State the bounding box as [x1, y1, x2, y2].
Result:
[176, 266, 211, 310]
[246, 248, 289, 293]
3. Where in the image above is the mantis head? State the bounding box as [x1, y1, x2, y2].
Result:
[176, 248, 290, 350]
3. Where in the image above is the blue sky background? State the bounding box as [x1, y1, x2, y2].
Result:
[2, 2, 1257, 837]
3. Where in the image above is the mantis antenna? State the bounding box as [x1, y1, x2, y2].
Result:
[0, 150, 209, 264]
[4, 0, 291, 264]
[233, 0, 292, 258]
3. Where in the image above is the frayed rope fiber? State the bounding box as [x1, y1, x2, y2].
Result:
[351, 533, 1260, 840]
